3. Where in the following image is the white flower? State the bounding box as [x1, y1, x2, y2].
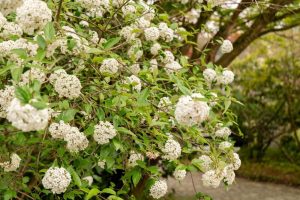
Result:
[161, 51, 175, 63]
[53, 74, 82, 99]
[158, 97, 172, 113]
[93, 121, 117, 145]
[150, 43, 161, 55]
[144, 27, 160, 41]
[0, 86, 15, 118]
[203, 68, 217, 83]
[20, 68, 46, 85]
[173, 169, 186, 181]
[128, 45, 143, 61]
[16, 0, 52, 35]
[185, 9, 201, 24]
[6, 98, 49, 132]
[158, 23, 174, 42]
[202, 169, 224, 188]
[198, 155, 212, 172]
[48, 120, 71, 139]
[219, 141, 232, 151]
[90, 31, 99, 44]
[127, 151, 144, 167]
[164, 61, 182, 73]
[126, 75, 142, 92]
[175, 94, 210, 126]
[215, 127, 231, 138]
[83, 176, 93, 186]
[220, 40, 233, 54]
[79, 20, 89, 27]
[0, 0, 23, 16]
[136, 17, 151, 29]
[223, 165, 235, 185]
[122, 4, 136, 16]
[98, 160, 106, 168]
[100, 58, 120, 74]
[218, 70, 235, 84]
[49, 69, 68, 84]
[42, 167, 71, 194]
[129, 64, 140, 75]
[120, 26, 136, 41]
[64, 126, 89, 153]
[149, 180, 168, 199]
[162, 138, 181, 160]
[232, 153, 241, 170]
[0, 22, 23, 39]
[149, 59, 158, 72]
[0, 153, 21, 172]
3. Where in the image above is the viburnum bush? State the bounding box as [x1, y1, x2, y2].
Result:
[0, 0, 241, 199]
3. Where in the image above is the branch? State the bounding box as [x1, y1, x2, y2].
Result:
[56, 0, 63, 22]
[258, 22, 300, 37]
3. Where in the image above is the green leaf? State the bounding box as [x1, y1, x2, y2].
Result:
[223, 99, 231, 114]
[103, 37, 121, 49]
[31, 101, 48, 109]
[10, 65, 23, 83]
[58, 109, 77, 122]
[10, 49, 28, 59]
[136, 88, 150, 107]
[85, 188, 100, 200]
[15, 86, 31, 103]
[101, 188, 116, 195]
[131, 168, 142, 187]
[67, 166, 82, 187]
[36, 35, 46, 49]
[170, 74, 191, 95]
[44, 22, 55, 41]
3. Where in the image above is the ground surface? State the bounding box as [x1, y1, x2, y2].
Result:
[167, 173, 300, 200]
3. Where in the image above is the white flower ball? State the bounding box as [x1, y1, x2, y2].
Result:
[54, 74, 82, 99]
[175, 94, 210, 126]
[42, 167, 71, 194]
[6, 98, 49, 132]
[100, 58, 120, 75]
[219, 141, 232, 151]
[16, 0, 52, 35]
[220, 39, 233, 54]
[149, 180, 168, 199]
[162, 138, 181, 160]
[0, 153, 21, 172]
[144, 27, 160, 41]
[150, 43, 161, 55]
[127, 151, 144, 167]
[162, 51, 175, 63]
[0, 85, 15, 118]
[173, 169, 187, 181]
[93, 121, 117, 145]
[232, 152, 241, 170]
[218, 70, 235, 84]
[215, 127, 231, 138]
[165, 61, 182, 73]
[198, 155, 212, 172]
[203, 68, 217, 83]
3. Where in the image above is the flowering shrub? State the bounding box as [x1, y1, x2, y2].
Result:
[0, 0, 241, 199]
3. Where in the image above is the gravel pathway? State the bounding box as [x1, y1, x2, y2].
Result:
[167, 173, 300, 200]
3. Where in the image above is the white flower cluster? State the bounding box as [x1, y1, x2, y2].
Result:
[220, 39, 233, 54]
[202, 169, 225, 188]
[162, 137, 181, 160]
[0, 38, 38, 62]
[0, 0, 23, 16]
[185, 9, 201, 24]
[77, 0, 109, 17]
[0, 17, 23, 39]
[199, 155, 213, 172]
[100, 58, 120, 75]
[16, 0, 52, 35]
[20, 68, 46, 85]
[218, 69, 235, 85]
[42, 167, 71, 194]
[149, 180, 168, 199]
[158, 22, 174, 42]
[219, 141, 232, 151]
[215, 127, 231, 138]
[127, 151, 144, 168]
[49, 121, 89, 153]
[93, 121, 117, 145]
[158, 97, 172, 113]
[0, 153, 21, 172]
[6, 98, 49, 132]
[125, 75, 142, 92]
[150, 43, 161, 55]
[173, 169, 187, 181]
[0, 86, 15, 118]
[49, 69, 82, 99]
[203, 68, 235, 85]
[82, 176, 93, 186]
[175, 93, 210, 126]
[144, 27, 160, 41]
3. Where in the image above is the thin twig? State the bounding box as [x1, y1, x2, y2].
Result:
[56, 0, 63, 22]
